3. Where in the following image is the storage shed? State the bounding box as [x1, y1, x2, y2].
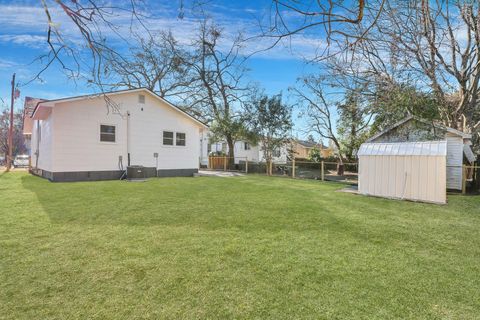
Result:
[366, 116, 474, 190]
[358, 141, 447, 204]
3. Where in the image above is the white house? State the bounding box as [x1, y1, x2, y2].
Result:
[365, 116, 475, 190]
[206, 140, 289, 164]
[26, 88, 208, 182]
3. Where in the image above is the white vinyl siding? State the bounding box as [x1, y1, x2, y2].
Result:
[446, 135, 463, 190]
[358, 142, 447, 204]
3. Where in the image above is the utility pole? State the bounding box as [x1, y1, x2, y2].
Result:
[6, 73, 15, 172]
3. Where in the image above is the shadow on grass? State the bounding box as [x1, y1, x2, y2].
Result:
[19, 173, 370, 236]
[19, 172, 441, 253]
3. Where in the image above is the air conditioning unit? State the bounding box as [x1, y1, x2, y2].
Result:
[127, 165, 146, 180]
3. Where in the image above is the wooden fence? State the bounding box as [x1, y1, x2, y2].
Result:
[462, 164, 480, 194]
[207, 156, 249, 172]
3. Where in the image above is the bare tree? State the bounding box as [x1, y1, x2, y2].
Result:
[260, 0, 386, 60]
[185, 20, 251, 163]
[101, 32, 193, 99]
[0, 109, 26, 162]
[291, 75, 346, 174]
[365, 0, 480, 147]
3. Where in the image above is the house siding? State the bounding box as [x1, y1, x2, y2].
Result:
[446, 135, 463, 190]
[31, 115, 54, 172]
[30, 90, 204, 180]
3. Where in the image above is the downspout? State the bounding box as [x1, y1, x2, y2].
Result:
[34, 120, 40, 169]
[126, 111, 131, 167]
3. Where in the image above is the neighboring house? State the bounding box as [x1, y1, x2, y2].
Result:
[291, 139, 333, 159]
[207, 140, 288, 164]
[27, 88, 208, 182]
[23, 96, 44, 156]
[366, 115, 475, 190]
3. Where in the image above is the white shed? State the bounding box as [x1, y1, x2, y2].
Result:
[366, 116, 474, 190]
[358, 141, 447, 204]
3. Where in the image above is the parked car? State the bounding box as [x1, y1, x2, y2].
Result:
[13, 155, 29, 168]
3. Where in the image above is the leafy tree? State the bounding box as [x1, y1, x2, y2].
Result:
[336, 91, 371, 161]
[246, 94, 292, 175]
[308, 148, 322, 163]
[369, 83, 440, 134]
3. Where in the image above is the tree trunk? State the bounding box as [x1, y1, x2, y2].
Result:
[226, 135, 235, 170]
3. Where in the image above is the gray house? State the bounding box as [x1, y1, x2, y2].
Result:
[366, 116, 475, 190]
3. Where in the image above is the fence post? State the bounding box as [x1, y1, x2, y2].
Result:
[321, 161, 325, 181]
[245, 158, 248, 174]
[292, 158, 295, 178]
[224, 156, 227, 171]
[462, 165, 467, 195]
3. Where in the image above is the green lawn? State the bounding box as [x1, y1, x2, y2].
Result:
[1, 172, 480, 319]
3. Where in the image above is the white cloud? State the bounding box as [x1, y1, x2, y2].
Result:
[0, 34, 46, 47]
[0, 58, 18, 69]
[0, 3, 324, 61]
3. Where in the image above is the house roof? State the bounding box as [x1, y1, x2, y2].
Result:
[358, 141, 447, 157]
[31, 87, 208, 128]
[366, 115, 471, 142]
[295, 139, 328, 149]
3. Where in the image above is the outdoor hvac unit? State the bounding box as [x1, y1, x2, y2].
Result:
[127, 165, 147, 180]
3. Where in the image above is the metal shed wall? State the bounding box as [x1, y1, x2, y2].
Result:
[358, 142, 447, 204]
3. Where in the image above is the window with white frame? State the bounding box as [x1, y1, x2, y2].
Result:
[100, 124, 116, 142]
[138, 94, 145, 104]
[176, 132, 186, 146]
[163, 131, 174, 145]
[244, 142, 251, 150]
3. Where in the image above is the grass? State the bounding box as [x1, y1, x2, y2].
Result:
[1, 172, 480, 319]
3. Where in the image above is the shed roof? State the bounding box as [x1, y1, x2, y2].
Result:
[358, 141, 447, 157]
[366, 115, 471, 142]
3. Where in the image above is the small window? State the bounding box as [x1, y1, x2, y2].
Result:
[207, 143, 212, 153]
[138, 94, 145, 104]
[163, 131, 174, 145]
[244, 142, 251, 150]
[176, 132, 186, 146]
[273, 148, 281, 157]
[100, 124, 116, 142]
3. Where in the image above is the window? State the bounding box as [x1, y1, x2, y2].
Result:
[207, 143, 212, 153]
[273, 148, 281, 157]
[176, 132, 186, 146]
[100, 124, 116, 142]
[138, 94, 145, 104]
[244, 142, 251, 150]
[163, 131, 174, 145]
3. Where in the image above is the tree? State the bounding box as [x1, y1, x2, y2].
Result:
[369, 82, 440, 134]
[308, 147, 322, 163]
[27, 1, 202, 86]
[185, 21, 251, 164]
[0, 109, 26, 161]
[102, 32, 193, 99]
[362, 0, 480, 150]
[262, 0, 386, 60]
[336, 91, 371, 160]
[245, 94, 292, 175]
[291, 75, 346, 174]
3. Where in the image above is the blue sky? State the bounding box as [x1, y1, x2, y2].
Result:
[0, 0, 325, 137]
